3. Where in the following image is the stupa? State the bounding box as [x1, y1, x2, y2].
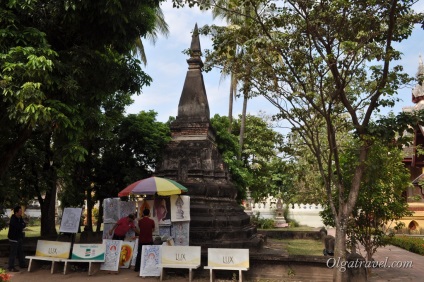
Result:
[155, 24, 262, 249]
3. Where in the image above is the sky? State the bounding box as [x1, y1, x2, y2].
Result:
[126, 1, 424, 127]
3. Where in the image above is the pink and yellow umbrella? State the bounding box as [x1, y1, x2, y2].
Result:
[118, 176, 188, 197]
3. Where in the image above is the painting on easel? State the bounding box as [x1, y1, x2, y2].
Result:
[59, 207, 82, 233]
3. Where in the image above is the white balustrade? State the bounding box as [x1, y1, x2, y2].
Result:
[246, 197, 325, 228]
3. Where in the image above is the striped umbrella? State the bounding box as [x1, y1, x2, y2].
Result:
[118, 177, 188, 197]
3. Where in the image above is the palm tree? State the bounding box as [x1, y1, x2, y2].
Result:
[132, 6, 169, 65]
[210, 0, 253, 156]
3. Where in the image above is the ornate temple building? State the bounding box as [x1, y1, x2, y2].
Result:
[401, 55, 424, 231]
[155, 25, 262, 248]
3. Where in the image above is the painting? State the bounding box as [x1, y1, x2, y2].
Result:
[103, 198, 120, 224]
[100, 239, 123, 272]
[171, 221, 190, 246]
[119, 241, 135, 268]
[138, 199, 152, 216]
[170, 195, 190, 222]
[153, 197, 171, 225]
[139, 245, 161, 277]
[59, 207, 82, 233]
[119, 200, 136, 219]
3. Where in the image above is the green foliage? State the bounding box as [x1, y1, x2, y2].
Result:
[288, 220, 300, 228]
[251, 212, 275, 229]
[321, 139, 411, 260]
[1, 0, 166, 234]
[384, 236, 424, 255]
[194, 0, 422, 268]
[92, 207, 99, 220]
[211, 114, 293, 201]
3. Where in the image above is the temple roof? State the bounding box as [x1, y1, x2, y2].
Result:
[176, 23, 210, 122]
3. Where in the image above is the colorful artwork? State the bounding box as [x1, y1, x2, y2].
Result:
[103, 198, 120, 224]
[138, 199, 151, 216]
[171, 221, 190, 246]
[100, 239, 123, 271]
[119, 241, 135, 268]
[153, 197, 171, 225]
[59, 207, 82, 233]
[170, 195, 190, 222]
[140, 245, 161, 277]
[119, 200, 136, 219]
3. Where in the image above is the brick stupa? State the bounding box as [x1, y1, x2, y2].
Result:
[155, 24, 262, 249]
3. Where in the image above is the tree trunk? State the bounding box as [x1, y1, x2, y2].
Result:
[40, 179, 58, 238]
[334, 223, 348, 282]
[239, 93, 248, 159]
[228, 73, 235, 132]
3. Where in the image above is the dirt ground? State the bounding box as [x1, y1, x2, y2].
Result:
[0, 256, 227, 282]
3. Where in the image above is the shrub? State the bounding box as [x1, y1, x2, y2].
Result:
[251, 212, 275, 229]
[288, 219, 300, 228]
[385, 236, 424, 255]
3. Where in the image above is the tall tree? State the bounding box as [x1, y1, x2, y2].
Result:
[206, 0, 259, 149]
[133, 6, 170, 65]
[180, 0, 423, 280]
[211, 114, 289, 201]
[1, 0, 164, 235]
[321, 138, 411, 264]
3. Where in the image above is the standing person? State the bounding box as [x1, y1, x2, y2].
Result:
[8, 206, 27, 272]
[109, 213, 137, 240]
[134, 208, 155, 272]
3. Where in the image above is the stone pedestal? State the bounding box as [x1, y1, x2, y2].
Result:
[274, 199, 288, 228]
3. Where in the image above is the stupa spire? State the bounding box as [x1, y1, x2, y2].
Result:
[176, 23, 210, 123]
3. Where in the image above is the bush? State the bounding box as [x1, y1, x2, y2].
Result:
[251, 212, 275, 229]
[288, 219, 300, 228]
[385, 236, 424, 255]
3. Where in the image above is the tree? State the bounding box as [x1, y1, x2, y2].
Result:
[211, 113, 290, 201]
[179, 0, 422, 280]
[321, 138, 411, 265]
[205, 0, 262, 152]
[1, 0, 164, 236]
[133, 7, 170, 65]
[88, 111, 171, 231]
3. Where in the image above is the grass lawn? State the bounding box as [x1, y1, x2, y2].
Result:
[277, 238, 323, 256]
[0, 226, 43, 240]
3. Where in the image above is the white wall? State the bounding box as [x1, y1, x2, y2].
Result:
[247, 197, 325, 228]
